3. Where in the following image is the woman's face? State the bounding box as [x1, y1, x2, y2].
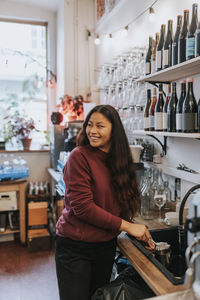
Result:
[86, 112, 112, 153]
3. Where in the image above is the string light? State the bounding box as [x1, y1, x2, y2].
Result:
[90, 0, 159, 42]
[94, 34, 100, 45]
[149, 7, 156, 22]
[121, 25, 129, 37]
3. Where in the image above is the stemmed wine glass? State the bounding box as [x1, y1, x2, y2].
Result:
[154, 192, 167, 222]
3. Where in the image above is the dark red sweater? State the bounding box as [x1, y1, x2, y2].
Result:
[56, 145, 122, 242]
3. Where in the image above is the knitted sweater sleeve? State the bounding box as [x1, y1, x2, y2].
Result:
[63, 148, 122, 231]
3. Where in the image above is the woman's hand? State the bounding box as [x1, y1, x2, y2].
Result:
[120, 220, 155, 250]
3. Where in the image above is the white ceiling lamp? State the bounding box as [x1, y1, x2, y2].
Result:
[94, 34, 100, 45]
[122, 25, 129, 37]
[149, 7, 155, 22]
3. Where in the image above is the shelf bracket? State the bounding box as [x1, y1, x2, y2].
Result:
[147, 134, 167, 155]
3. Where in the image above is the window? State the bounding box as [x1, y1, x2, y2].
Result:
[0, 20, 48, 149]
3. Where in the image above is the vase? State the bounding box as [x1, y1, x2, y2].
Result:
[21, 138, 32, 151]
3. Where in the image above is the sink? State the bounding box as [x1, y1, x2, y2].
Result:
[127, 227, 187, 285]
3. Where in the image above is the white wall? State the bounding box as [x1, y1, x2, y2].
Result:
[56, 0, 96, 101]
[94, 0, 200, 196]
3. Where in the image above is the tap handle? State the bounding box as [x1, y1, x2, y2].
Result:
[185, 237, 200, 267]
[184, 267, 194, 289]
[184, 251, 200, 288]
[186, 217, 200, 233]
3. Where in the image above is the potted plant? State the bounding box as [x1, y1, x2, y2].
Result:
[5, 111, 38, 150]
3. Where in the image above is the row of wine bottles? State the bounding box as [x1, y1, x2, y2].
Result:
[144, 78, 200, 133]
[145, 3, 200, 75]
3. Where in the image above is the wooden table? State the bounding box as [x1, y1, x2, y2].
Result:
[117, 216, 187, 296]
[0, 179, 27, 244]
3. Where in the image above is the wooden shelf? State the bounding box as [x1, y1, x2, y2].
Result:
[144, 162, 200, 184]
[0, 227, 19, 235]
[132, 130, 200, 139]
[137, 56, 200, 83]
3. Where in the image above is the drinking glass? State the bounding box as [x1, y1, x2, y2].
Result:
[154, 190, 167, 222]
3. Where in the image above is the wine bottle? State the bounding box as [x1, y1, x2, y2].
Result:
[172, 15, 182, 66]
[145, 36, 153, 75]
[149, 88, 157, 131]
[178, 9, 189, 63]
[163, 83, 171, 132]
[155, 84, 164, 131]
[182, 78, 198, 132]
[163, 20, 173, 69]
[144, 89, 152, 131]
[151, 32, 159, 73]
[195, 20, 200, 57]
[186, 3, 198, 60]
[198, 99, 200, 132]
[167, 82, 178, 132]
[156, 24, 166, 71]
[176, 80, 186, 132]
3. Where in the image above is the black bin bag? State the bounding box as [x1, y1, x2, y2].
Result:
[91, 267, 155, 300]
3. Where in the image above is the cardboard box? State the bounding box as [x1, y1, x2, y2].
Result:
[28, 201, 48, 226]
[28, 228, 51, 252]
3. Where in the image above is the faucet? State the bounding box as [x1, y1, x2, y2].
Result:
[178, 184, 200, 254]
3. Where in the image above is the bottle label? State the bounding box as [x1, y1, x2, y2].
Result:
[176, 113, 182, 131]
[186, 37, 195, 58]
[144, 117, 149, 129]
[155, 112, 163, 130]
[149, 115, 154, 128]
[145, 62, 150, 75]
[183, 112, 197, 131]
[163, 49, 169, 66]
[163, 112, 168, 130]
[195, 31, 200, 56]
[156, 51, 162, 70]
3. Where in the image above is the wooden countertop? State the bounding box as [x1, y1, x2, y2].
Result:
[117, 216, 187, 296]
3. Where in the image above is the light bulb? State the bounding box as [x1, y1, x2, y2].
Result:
[149, 7, 155, 22]
[94, 34, 100, 45]
[122, 25, 128, 37]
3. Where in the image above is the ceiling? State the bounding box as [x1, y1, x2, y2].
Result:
[5, 0, 59, 12]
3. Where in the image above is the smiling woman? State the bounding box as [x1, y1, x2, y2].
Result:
[86, 112, 112, 152]
[55, 104, 154, 300]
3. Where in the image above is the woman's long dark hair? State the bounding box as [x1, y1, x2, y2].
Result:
[77, 104, 140, 221]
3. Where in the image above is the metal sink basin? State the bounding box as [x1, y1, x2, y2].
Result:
[127, 227, 187, 285]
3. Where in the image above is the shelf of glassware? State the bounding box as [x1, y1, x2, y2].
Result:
[137, 56, 200, 83]
[144, 161, 200, 185]
[132, 130, 200, 139]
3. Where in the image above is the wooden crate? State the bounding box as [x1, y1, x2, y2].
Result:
[28, 201, 48, 226]
[27, 228, 51, 252]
